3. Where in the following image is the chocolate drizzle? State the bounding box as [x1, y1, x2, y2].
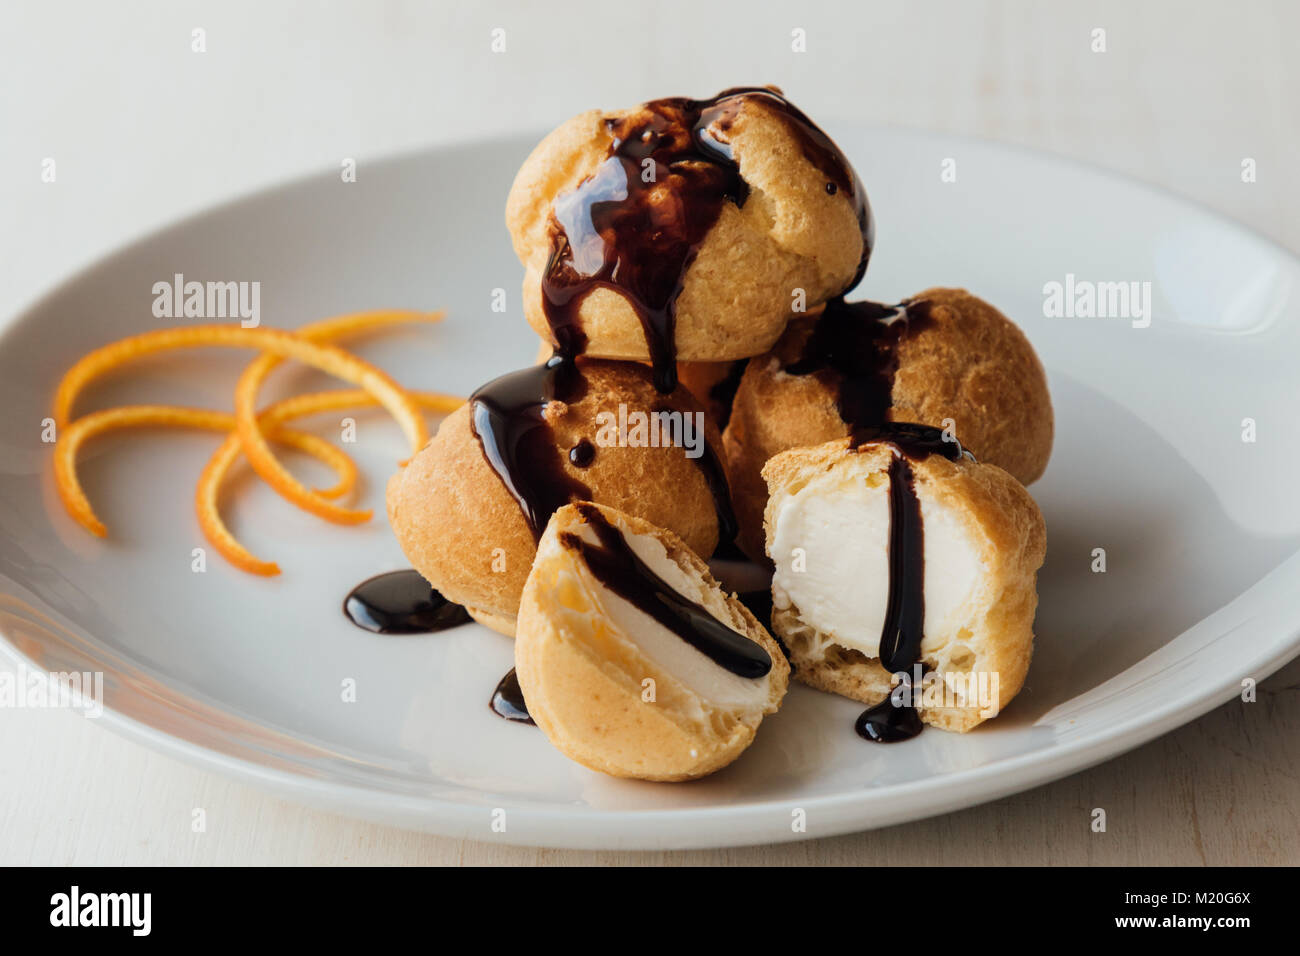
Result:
[855, 693, 925, 743]
[561, 503, 771, 679]
[541, 87, 873, 395]
[702, 451, 739, 544]
[568, 438, 596, 467]
[469, 352, 592, 540]
[673, 406, 739, 544]
[343, 570, 471, 634]
[490, 668, 535, 724]
[851, 424, 971, 743]
[478, 88, 866, 549]
[785, 297, 935, 433]
[878, 455, 926, 675]
[469, 354, 738, 550]
[784, 294, 969, 737]
[850, 420, 973, 460]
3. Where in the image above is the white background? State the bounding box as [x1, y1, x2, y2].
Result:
[2, 0, 1298, 864]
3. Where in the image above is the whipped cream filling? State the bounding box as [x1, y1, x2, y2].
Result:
[566, 521, 771, 714]
[769, 467, 984, 660]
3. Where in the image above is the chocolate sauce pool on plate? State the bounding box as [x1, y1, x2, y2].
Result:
[343, 570, 471, 634]
[343, 573, 532, 724]
[855, 692, 926, 743]
[490, 668, 535, 725]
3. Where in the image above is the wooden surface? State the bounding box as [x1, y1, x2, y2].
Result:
[2, 0, 1299, 865]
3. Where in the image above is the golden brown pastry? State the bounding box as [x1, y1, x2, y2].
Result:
[538, 345, 741, 434]
[506, 87, 873, 384]
[762, 429, 1045, 733]
[387, 359, 729, 636]
[515, 502, 789, 780]
[726, 288, 1053, 559]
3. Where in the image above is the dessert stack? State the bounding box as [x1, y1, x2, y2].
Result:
[387, 87, 1050, 780]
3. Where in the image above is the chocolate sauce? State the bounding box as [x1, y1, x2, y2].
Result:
[541, 87, 873, 395]
[343, 570, 471, 634]
[784, 297, 936, 433]
[849, 424, 972, 743]
[471, 354, 738, 552]
[469, 352, 592, 540]
[490, 668, 535, 725]
[342, 573, 536, 724]
[655, 402, 738, 544]
[850, 420, 972, 461]
[568, 438, 596, 467]
[878, 455, 925, 675]
[785, 296, 973, 715]
[562, 503, 771, 679]
[855, 693, 925, 743]
[475, 88, 861, 546]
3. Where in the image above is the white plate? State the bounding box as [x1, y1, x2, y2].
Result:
[2, 128, 1299, 850]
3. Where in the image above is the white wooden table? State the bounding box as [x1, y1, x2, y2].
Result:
[3, 0, 1298, 865]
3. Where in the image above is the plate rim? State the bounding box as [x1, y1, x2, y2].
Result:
[3, 585, 1295, 849]
[3, 126, 1300, 849]
[6, 122, 1300, 336]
